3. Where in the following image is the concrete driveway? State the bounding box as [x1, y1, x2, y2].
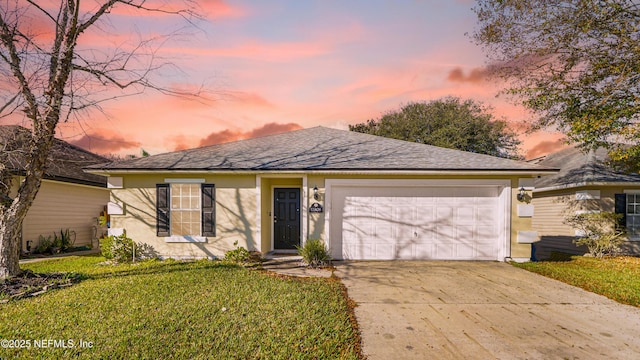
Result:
[334, 261, 640, 360]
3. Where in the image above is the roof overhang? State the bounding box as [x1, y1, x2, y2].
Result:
[534, 181, 640, 192]
[86, 168, 559, 177]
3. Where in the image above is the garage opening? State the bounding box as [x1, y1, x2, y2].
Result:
[327, 179, 510, 260]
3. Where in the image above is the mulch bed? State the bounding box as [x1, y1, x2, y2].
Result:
[0, 270, 81, 303]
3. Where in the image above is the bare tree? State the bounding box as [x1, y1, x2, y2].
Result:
[0, 0, 201, 278]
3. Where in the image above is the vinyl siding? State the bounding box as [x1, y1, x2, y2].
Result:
[532, 186, 640, 259]
[20, 179, 109, 250]
[532, 190, 576, 237]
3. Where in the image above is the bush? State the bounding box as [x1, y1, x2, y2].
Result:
[296, 239, 331, 268]
[32, 229, 76, 254]
[565, 212, 626, 258]
[34, 235, 53, 254]
[224, 241, 251, 263]
[53, 228, 76, 252]
[100, 234, 139, 263]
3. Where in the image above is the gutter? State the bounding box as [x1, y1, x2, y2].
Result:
[85, 169, 559, 177]
[534, 181, 640, 192]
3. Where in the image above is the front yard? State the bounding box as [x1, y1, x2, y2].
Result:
[0, 256, 361, 359]
[513, 255, 640, 307]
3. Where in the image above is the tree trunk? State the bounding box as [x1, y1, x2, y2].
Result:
[0, 206, 23, 278]
[0, 126, 52, 279]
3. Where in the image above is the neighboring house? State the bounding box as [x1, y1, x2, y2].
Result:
[1, 125, 110, 252]
[86, 127, 557, 261]
[530, 146, 640, 259]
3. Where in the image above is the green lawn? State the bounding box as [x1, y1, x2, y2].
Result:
[513, 255, 640, 307]
[0, 256, 361, 359]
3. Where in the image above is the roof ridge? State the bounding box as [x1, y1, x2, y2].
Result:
[180, 125, 322, 153]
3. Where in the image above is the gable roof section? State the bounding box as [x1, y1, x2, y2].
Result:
[0, 125, 109, 187]
[532, 146, 640, 190]
[88, 127, 555, 174]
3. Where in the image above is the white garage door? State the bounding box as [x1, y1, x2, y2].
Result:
[328, 181, 508, 260]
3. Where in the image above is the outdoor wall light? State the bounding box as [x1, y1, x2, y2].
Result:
[517, 187, 526, 201]
[313, 186, 319, 200]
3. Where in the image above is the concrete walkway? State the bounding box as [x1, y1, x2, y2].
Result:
[260, 255, 333, 278]
[334, 261, 640, 360]
[19, 248, 101, 264]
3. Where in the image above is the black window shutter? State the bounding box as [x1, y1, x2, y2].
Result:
[614, 193, 627, 229]
[156, 184, 170, 236]
[202, 184, 216, 237]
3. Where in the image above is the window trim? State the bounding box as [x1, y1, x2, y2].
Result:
[170, 183, 202, 237]
[156, 182, 215, 240]
[624, 192, 640, 240]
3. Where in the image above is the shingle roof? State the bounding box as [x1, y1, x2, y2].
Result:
[0, 125, 109, 187]
[88, 126, 556, 173]
[532, 146, 640, 189]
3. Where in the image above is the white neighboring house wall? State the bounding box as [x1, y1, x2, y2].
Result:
[14, 178, 110, 251]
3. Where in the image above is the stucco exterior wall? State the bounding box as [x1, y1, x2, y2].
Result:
[109, 174, 257, 259]
[110, 172, 538, 260]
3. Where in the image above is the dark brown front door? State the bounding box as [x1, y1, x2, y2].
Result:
[274, 188, 300, 250]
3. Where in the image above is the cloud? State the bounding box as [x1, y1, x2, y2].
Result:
[447, 67, 491, 83]
[195, 122, 303, 148]
[68, 130, 141, 155]
[223, 92, 275, 108]
[526, 140, 568, 159]
[199, 0, 246, 19]
[163, 40, 331, 62]
[99, 0, 245, 19]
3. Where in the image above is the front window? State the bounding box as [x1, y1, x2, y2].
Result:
[171, 183, 201, 236]
[627, 193, 640, 237]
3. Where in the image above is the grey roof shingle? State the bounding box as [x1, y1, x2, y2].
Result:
[532, 146, 640, 189]
[0, 125, 109, 187]
[88, 126, 556, 173]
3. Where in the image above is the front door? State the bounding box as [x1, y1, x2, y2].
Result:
[274, 188, 301, 250]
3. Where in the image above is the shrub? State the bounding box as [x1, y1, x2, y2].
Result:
[52, 228, 76, 252]
[224, 241, 251, 263]
[296, 239, 331, 268]
[565, 211, 626, 258]
[100, 234, 139, 263]
[34, 235, 53, 254]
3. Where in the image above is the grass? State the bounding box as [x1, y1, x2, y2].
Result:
[513, 255, 640, 307]
[0, 255, 361, 359]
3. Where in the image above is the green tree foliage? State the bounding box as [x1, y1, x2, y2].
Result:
[349, 97, 522, 159]
[471, 0, 640, 170]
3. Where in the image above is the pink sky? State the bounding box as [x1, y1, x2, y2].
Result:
[8, 0, 566, 159]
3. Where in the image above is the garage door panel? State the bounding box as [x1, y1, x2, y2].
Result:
[396, 244, 414, 259]
[415, 244, 435, 258]
[334, 185, 504, 260]
[454, 243, 475, 258]
[456, 207, 476, 223]
[457, 225, 475, 239]
[434, 224, 455, 241]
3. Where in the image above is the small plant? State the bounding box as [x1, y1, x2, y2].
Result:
[100, 233, 139, 263]
[34, 235, 53, 254]
[224, 241, 251, 263]
[296, 239, 331, 268]
[565, 211, 626, 258]
[52, 228, 76, 252]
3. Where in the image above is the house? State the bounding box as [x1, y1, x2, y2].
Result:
[530, 146, 640, 259]
[86, 126, 557, 261]
[1, 125, 110, 252]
